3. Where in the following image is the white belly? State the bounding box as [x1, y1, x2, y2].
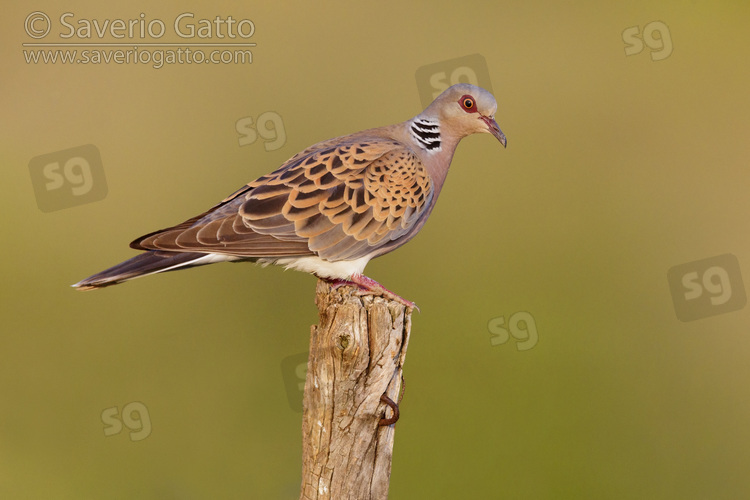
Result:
[258, 255, 371, 280]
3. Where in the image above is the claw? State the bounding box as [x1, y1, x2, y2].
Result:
[328, 274, 418, 311]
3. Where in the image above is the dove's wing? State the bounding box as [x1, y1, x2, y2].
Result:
[131, 137, 434, 262]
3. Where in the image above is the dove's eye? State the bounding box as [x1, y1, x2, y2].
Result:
[459, 95, 477, 113]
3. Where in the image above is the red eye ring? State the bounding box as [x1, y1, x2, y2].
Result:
[458, 94, 477, 113]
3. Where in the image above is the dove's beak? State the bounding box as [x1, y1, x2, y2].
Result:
[481, 116, 507, 148]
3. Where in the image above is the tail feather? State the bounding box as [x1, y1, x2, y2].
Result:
[72, 251, 239, 290]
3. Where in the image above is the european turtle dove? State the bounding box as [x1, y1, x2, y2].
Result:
[73, 83, 507, 306]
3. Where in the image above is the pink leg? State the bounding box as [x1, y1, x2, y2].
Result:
[328, 274, 418, 311]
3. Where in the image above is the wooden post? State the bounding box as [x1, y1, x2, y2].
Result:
[299, 280, 413, 500]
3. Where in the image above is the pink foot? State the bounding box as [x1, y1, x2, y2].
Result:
[328, 274, 418, 311]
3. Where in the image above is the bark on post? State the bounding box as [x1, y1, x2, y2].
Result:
[300, 280, 413, 500]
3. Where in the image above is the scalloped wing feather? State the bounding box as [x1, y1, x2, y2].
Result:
[131, 137, 433, 262]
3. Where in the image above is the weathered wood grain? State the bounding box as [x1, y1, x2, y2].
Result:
[300, 280, 412, 500]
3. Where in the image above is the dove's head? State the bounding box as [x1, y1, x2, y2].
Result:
[423, 83, 506, 147]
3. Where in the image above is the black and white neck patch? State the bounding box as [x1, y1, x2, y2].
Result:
[410, 119, 441, 152]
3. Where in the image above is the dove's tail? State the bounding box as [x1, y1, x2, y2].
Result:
[72, 251, 240, 290]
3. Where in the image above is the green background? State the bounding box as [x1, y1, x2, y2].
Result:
[3, 1, 750, 498]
